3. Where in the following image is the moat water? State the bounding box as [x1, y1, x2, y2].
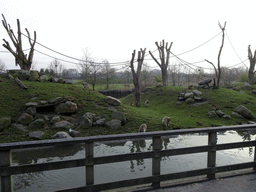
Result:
[6, 129, 256, 191]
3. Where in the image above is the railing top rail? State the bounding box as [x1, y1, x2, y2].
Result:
[1, 124, 256, 150]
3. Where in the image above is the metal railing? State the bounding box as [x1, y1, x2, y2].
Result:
[1, 124, 256, 192]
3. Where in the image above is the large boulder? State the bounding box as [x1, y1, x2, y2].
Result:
[244, 82, 251, 90]
[53, 120, 75, 129]
[198, 79, 212, 85]
[78, 114, 93, 129]
[18, 113, 34, 125]
[105, 119, 122, 130]
[28, 70, 39, 81]
[49, 97, 63, 104]
[105, 96, 121, 106]
[184, 92, 194, 99]
[192, 90, 202, 96]
[29, 119, 45, 130]
[185, 98, 194, 104]
[29, 131, 45, 139]
[208, 111, 219, 118]
[19, 70, 31, 80]
[93, 118, 106, 126]
[55, 101, 78, 114]
[0, 117, 11, 131]
[52, 131, 72, 139]
[26, 107, 36, 116]
[235, 105, 255, 119]
[39, 75, 50, 82]
[111, 111, 126, 125]
[232, 112, 245, 119]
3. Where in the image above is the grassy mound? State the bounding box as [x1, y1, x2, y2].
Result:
[0, 75, 256, 143]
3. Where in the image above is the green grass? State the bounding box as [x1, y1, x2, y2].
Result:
[1, 75, 256, 143]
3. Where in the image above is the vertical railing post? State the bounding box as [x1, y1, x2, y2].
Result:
[254, 137, 256, 171]
[152, 136, 162, 189]
[85, 142, 94, 189]
[0, 150, 13, 192]
[207, 131, 217, 179]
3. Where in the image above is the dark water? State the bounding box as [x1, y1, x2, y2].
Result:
[7, 130, 256, 192]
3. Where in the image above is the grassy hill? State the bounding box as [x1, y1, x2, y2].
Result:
[1, 74, 256, 143]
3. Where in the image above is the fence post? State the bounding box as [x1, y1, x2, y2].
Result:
[0, 150, 13, 192]
[207, 132, 217, 179]
[254, 137, 256, 171]
[152, 136, 162, 189]
[86, 142, 94, 188]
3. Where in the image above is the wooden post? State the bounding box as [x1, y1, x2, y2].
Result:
[0, 150, 13, 192]
[254, 137, 256, 171]
[85, 142, 94, 187]
[207, 132, 217, 179]
[152, 136, 162, 188]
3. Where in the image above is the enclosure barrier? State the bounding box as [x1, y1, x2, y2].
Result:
[1, 124, 256, 192]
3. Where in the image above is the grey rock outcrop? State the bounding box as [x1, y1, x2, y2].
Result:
[29, 131, 45, 139]
[111, 111, 126, 125]
[105, 119, 122, 130]
[235, 105, 255, 119]
[18, 113, 34, 125]
[78, 114, 93, 129]
[53, 120, 75, 129]
[55, 101, 78, 114]
[105, 96, 121, 106]
[29, 119, 45, 130]
[198, 79, 212, 85]
[52, 131, 72, 139]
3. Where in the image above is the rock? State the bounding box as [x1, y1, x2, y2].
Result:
[252, 90, 256, 94]
[208, 111, 219, 118]
[39, 75, 50, 82]
[185, 98, 194, 104]
[25, 102, 38, 107]
[111, 111, 126, 125]
[52, 131, 72, 139]
[50, 77, 59, 83]
[231, 112, 245, 119]
[11, 123, 28, 132]
[29, 119, 45, 130]
[244, 82, 251, 89]
[216, 110, 225, 117]
[178, 96, 185, 101]
[40, 100, 48, 105]
[69, 129, 81, 137]
[53, 120, 75, 129]
[192, 90, 202, 96]
[28, 70, 39, 81]
[105, 119, 122, 130]
[105, 96, 121, 106]
[194, 97, 202, 101]
[184, 92, 194, 99]
[26, 107, 36, 116]
[55, 101, 78, 114]
[95, 118, 106, 126]
[50, 116, 61, 124]
[29, 131, 45, 139]
[19, 70, 31, 80]
[18, 113, 34, 125]
[0, 117, 11, 131]
[190, 101, 208, 106]
[78, 115, 93, 129]
[198, 79, 212, 85]
[235, 105, 255, 119]
[85, 112, 95, 121]
[221, 115, 231, 119]
[49, 97, 63, 104]
[176, 101, 182, 105]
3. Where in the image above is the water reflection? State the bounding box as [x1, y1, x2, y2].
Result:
[10, 130, 255, 191]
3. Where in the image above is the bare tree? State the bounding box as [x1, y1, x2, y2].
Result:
[130, 48, 146, 107]
[101, 60, 115, 90]
[149, 40, 173, 86]
[79, 48, 93, 82]
[205, 22, 226, 89]
[89, 61, 101, 91]
[48, 59, 63, 77]
[248, 45, 256, 84]
[1, 14, 36, 71]
[0, 59, 6, 73]
[140, 63, 154, 88]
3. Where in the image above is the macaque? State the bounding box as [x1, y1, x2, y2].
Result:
[82, 82, 90, 89]
[145, 100, 149, 107]
[139, 123, 147, 132]
[162, 116, 171, 128]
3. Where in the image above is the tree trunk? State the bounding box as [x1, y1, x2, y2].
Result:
[161, 66, 168, 86]
[248, 45, 256, 84]
[130, 48, 146, 107]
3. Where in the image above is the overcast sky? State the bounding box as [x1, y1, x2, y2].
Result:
[0, 0, 255, 73]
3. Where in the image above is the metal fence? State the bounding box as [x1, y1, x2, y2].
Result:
[1, 124, 256, 192]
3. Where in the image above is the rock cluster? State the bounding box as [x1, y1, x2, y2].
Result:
[0, 95, 125, 140]
[8, 70, 73, 84]
[178, 89, 207, 105]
